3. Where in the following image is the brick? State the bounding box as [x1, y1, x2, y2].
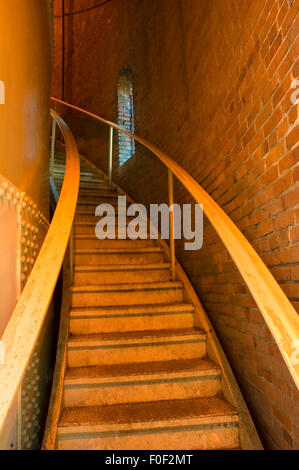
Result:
[263, 108, 282, 137]
[271, 265, 291, 281]
[286, 125, 299, 150]
[279, 148, 298, 173]
[281, 1, 299, 36]
[281, 282, 299, 298]
[279, 41, 299, 79]
[280, 246, 299, 263]
[290, 264, 299, 280]
[293, 165, 299, 183]
[272, 72, 292, 109]
[275, 210, 295, 229]
[277, 1, 289, 28]
[288, 104, 298, 124]
[265, 32, 282, 67]
[242, 124, 256, 147]
[283, 187, 298, 208]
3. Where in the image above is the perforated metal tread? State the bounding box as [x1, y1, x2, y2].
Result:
[70, 302, 194, 316]
[65, 357, 220, 379]
[74, 247, 164, 254]
[71, 281, 184, 293]
[59, 396, 237, 427]
[68, 327, 205, 342]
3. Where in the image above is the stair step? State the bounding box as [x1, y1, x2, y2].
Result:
[79, 184, 114, 191]
[78, 189, 118, 197]
[76, 202, 121, 211]
[77, 197, 119, 204]
[53, 151, 66, 157]
[70, 302, 194, 334]
[54, 175, 109, 186]
[54, 169, 102, 179]
[79, 189, 117, 197]
[79, 171, 103, 178]
[75, 209, 131, 217]
[79, 171, 104, 177]
[78, 177, 109, 183]
[68, 328, 206, 367]
[74, 236, 156, 249]
[78, 188, 118, 198]
[79, 179, 108, 185]
[71, 281, 184, 307]
[78, 180, 108, 187]
[57, 396, 239, 450]
[53, 152, 67, 158]
[74, 222, 148, 236]
[79, 169, 103, 176]
[74, 247, 163, 266]
[64, 357, 221, 407]
[77, 198, 120, 208]
[75, 214, 144, 224]
[80, 163, 99, 169]
[53, 167, 65, 173]
[74, 263, 171, 285]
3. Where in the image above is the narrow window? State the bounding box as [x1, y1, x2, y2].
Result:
[117, 67, 135, 166]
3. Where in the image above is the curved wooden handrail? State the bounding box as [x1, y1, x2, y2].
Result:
[0, 110, 80, 441]
[51, 97, 299, 389]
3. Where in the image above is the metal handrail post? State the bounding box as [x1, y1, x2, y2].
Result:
[108, 126, 113, 185]
[50, 117, 56, 177]
[168, 169, 176, 281]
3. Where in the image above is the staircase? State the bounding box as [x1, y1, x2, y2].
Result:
[52, 152, 241, 450]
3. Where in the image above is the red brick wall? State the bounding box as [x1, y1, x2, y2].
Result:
[52, 0, 299, 449]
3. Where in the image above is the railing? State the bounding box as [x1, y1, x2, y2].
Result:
[0, 109, 80, 447]
[51, 96, 299, 390]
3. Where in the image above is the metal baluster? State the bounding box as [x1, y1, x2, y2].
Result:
[168, 169, 176, 281]
[50, 117, 56, 177]
[108, 126, 113, 185]
[69, 224, 74, 285]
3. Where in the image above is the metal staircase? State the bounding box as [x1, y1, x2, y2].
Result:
[48, 150, 250, 450]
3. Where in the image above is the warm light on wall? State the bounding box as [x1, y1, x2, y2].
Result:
[0, 81, 4, 104]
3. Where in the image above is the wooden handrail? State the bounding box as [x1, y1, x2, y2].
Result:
[51, 97, 299, 389]
[0, 110, 80, 443]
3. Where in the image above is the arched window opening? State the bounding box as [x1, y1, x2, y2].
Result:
[117, 67, 135, 166]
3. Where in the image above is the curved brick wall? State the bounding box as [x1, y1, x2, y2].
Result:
[52, 0, 299, 449]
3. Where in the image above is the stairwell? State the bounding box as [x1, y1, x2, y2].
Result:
[52, 151, 241, 450]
